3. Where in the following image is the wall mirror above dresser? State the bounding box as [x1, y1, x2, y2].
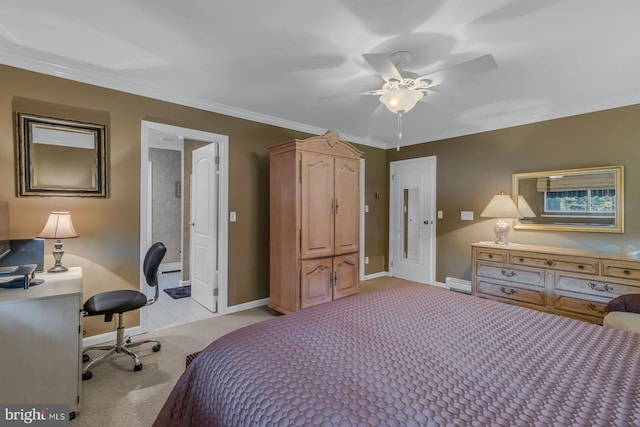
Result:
[512, 165, 623, 233]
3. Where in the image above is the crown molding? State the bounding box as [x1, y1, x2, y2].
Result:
[3, 49, 637, 152]
[0, 49, 388, 149]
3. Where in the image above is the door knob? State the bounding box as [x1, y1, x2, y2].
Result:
[423, 220, 430, 224]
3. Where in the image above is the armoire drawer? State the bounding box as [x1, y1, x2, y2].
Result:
[555, 274, 636, 299]
[476, 262, 544, 287]
[601, 261, 640, 281]
[476, 280, 545, 306]
[509, 252, 598, 275]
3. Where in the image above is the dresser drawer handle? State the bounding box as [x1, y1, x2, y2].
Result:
[519, 258, 524, 262]
[588, 282, 612, 292]
[578, 265, 584, 270]
[501, 269, 517, 278]
[488, 254, 494, 259]
[546, 260, 554, 266]
[624, 270, 631, 275]
[587, 303, 605, 314]
[499, 287, 517, 295]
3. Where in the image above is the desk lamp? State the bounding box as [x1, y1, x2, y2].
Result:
[37, 212, 79, 273]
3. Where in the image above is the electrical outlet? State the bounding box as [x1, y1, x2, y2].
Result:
[365, 204, 369, 213]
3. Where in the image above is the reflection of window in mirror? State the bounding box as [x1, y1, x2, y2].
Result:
[513, 166, 623, 233]
[31, 124, 97, 190]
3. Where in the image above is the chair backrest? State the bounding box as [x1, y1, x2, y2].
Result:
[143, 242, 167, 288]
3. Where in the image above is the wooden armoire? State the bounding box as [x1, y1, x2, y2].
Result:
[268, 130, 362, 314]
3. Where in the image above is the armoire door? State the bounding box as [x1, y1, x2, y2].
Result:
[333, 254, 359, 299]
[334, 157, 359, 255]
[300, 152, 334, 259]
[300, 258, 333, 309]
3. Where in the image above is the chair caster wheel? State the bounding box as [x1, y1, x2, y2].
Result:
[83, 354, 90, 363]
[82, 371, 93, 381]
[134, 363, 143, 371]
[152, 344, 161, 352]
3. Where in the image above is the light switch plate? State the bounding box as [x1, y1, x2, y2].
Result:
[461, 211, 474, 221]
[230, 211, 237, 222]
[437, 211, 443, 219]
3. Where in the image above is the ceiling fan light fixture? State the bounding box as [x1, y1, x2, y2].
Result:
[380, 88, 423, 113]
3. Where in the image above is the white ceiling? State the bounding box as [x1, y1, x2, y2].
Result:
[1, 1, 639, 149]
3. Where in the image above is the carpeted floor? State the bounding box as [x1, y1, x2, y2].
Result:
[72, 276, 421, 426]
[72, 306, 277, 427]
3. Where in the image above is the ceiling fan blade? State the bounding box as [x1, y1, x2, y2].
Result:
[362, 53, 403, 82]
[417, 54, 497, 87]
[319, 89, 385, 100]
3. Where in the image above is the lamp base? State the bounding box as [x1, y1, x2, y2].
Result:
[493, 218, 511, 245]
[47, 265, 68, 273]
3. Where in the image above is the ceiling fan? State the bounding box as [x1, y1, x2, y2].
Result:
[339, 50, 497, 149]
[357, 50, 497, 114]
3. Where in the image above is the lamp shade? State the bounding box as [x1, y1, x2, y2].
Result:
[480, 195, 522, 219]
[380, 88, 424, 113]
[37, 212, 79, 239]
[517, 195, 537, 218]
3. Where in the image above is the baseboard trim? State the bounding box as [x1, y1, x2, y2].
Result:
[221, 297, 270, 315]
[159, 262, 181, 273]
[82, 325, 145, 347]
[363, 271, 390, 280]
[432, 281, 448, 289]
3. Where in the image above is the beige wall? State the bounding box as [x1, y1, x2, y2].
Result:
[0, 64, 390, 336]
[387, 104, 640, 283]
[7, 61, 634, 333]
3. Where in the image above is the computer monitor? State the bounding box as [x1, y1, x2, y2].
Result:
[0, 201, 9, 260]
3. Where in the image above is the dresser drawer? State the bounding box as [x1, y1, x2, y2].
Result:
[475, 248, 507, 263]
[476, 262, 544, 287]
[509, 251, 598, 274]
[555, 274, 637, 298]
[551, 293, 608, 319]
[476, 280, 545, 306]
[601, 261, 640, 281]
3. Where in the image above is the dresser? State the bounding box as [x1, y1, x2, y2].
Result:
[268, 131, 362, 314]
[0, 267, 83, 418]
[471, 242, 640, 324]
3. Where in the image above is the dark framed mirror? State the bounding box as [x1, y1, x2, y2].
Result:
[16, 113, 108, 197]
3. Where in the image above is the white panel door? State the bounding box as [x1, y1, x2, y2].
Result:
[389, 157, 436, 284]
[190, 143, 218, 312]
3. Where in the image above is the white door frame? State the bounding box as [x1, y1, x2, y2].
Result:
[140, 121, 229, 329]
[388, 156, 437, 284]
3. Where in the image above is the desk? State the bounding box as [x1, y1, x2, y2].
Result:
[0, 267, 82, 418]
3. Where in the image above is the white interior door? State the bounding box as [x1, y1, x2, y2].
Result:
[389, 157, 436, 284]
[190, 143, 218, 312]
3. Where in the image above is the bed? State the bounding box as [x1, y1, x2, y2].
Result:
[154, 286, 640, 426]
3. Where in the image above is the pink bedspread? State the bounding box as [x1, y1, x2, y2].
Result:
[154, 286, 640, 426]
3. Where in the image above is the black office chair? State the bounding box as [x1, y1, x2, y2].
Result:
[82, 242, 167, 380]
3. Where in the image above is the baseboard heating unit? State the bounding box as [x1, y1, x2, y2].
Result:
[445, 277, 471, 294]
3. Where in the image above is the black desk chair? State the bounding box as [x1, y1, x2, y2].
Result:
[82, 242, 167, 380]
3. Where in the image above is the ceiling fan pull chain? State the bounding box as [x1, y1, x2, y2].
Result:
[396, 111, 403, 151]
